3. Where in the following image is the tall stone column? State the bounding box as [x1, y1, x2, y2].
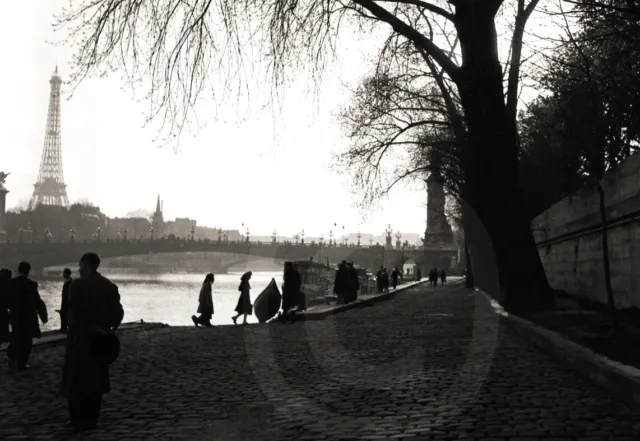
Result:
[423, 170, 453, 247]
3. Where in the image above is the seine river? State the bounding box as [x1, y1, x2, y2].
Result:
[36, 270, 282, 331]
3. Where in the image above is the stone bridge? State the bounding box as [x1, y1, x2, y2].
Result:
[0, 239, 458, 275]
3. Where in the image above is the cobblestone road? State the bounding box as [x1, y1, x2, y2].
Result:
[1, 282, 640, 440]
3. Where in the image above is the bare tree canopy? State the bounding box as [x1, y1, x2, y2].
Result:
[56, 0, 360, 143]
[335, 70, 460, 206]
[56, 0, 535, 143]
[333, 19, 466, 207]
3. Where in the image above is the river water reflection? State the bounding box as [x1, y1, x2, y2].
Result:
[36, 270, 282, 331]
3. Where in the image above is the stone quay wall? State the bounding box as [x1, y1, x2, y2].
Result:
[531, 153, 640, 309]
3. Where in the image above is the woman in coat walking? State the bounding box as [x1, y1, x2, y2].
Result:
[232, 271, 252, 325]
[192, 273, 214, 327]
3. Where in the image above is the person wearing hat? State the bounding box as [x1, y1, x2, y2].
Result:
[58, 268, 73, 333]
[333, 261, 349, 305]
[61, 252, 124, 433]
[192, 273, 215, 327]
[232, 271, 253, 325]
[346, 262, 360, 303]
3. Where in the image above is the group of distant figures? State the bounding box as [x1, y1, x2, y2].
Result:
[428, 268, 447, 286]
[189, 260, 422, 328]
[0, 253, 125, 433]
[374, 266, 405, 293]
[190, 270, 258, 328]
[190, 261, 309, 328]
[190, 260, 360, 328]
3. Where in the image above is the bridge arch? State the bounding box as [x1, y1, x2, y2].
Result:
[42, 251, 291, 276]
[402, 259, 417, 275]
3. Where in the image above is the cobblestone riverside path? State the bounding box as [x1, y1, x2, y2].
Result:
[2, 283, 640, 440]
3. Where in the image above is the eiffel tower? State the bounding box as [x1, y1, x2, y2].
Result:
[28, 66, 70, 210]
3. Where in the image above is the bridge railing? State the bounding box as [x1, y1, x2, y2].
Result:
[0, 237, 426, 250]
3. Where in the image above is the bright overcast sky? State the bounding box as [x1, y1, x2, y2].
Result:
[0, 0, 561, 237]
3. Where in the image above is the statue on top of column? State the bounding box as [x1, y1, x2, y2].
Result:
[423, 169, 453, 247]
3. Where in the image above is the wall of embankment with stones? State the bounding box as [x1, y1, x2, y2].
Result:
[531, 153, 640, 309]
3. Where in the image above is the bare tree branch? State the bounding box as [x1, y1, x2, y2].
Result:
[352, 0, 461, 80]
[506, 0, 542, 126]
[378, 0, 455, 20]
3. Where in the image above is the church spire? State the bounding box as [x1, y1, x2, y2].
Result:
[152, 194, 165, 238]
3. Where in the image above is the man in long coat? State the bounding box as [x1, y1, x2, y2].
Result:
[375, 266, 384, 293]
[61, 252, 124, 432]
[281, 262, 302, 322]
[391, 267, 401, 290]
[7, 261, 48, 371]
[59, 268, 73, 333]
[281, 262, 299, 312]
[346, 262, 360, 303]
[333, 261, 349, 304]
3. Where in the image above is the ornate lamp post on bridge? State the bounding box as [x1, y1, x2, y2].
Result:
[328, 229, 333, 247]
[395, 231, 402, 249]
[69, 228, 76, 243]
[319, 234, 324, 246]
[357, 231, 361, 248]
[342, 225, 346, 246]
[369, 237, 373, 247]
[245, 227, 250, 244]
[149, 226, 154, 241]
[300, 229, 305, 246]
[190, 225, 195, 241]
[218, 228, 222, 243]
[272, 229, 277, 245]
[385, 224, 393, 248]
[223, 230, 228, 243]
[123, 228, 128, 241]
[294, 233, 300, 246]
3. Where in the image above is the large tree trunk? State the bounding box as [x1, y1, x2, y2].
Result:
[454, 6, 553, 310]
[597, 183, 619, 330]
[461, 198, 499, 295]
